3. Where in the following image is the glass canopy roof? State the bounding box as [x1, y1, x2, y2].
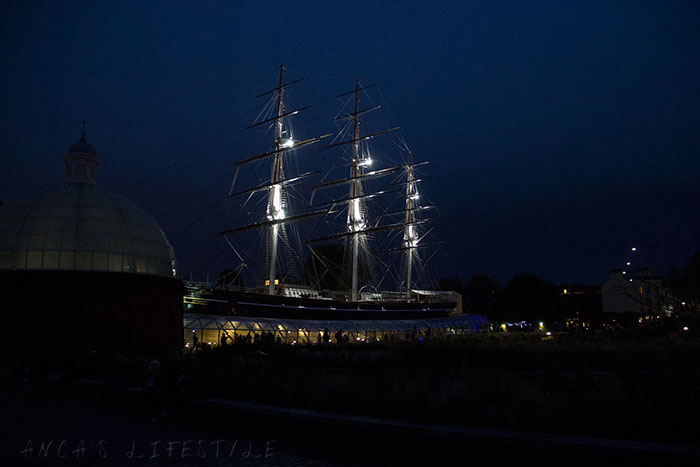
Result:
[0, 184, 176, 278]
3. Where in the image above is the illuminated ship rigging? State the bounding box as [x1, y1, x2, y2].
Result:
[206, 65, 456, 319]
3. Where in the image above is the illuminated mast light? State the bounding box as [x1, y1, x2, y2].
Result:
[405, 224, 418, 247]
[267, 184, 285, 220]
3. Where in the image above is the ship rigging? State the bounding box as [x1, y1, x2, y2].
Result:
[220, 65, 447, 310]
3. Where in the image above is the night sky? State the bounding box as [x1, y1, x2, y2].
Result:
[1, 1, 698, 287]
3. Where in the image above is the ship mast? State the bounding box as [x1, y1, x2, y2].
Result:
[266, 65, 285, 295]
[307, 78, 400, 301]
[221, 65, 330, 295]
[349, 78, 363, 301]
[404, 150, 416, 299]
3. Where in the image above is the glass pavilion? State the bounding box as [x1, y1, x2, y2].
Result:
[184, 313, 489, 347]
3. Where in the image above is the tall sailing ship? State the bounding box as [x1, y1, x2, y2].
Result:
[185, 66, 459, 320]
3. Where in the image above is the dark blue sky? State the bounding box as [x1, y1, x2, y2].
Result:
[2, 1, 698, 286]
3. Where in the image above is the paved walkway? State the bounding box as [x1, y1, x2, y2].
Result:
[3, 381, 699, 466]
[1, 383, 334, 466]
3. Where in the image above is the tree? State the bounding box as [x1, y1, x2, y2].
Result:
[438, 276, 463, 293]
[464, 274, 501, 296]
[462, 274, 502, 317]
[678, 251, 700, 323]
[504, 273, 558, 322]
[303, 243, 370, 292]
[682, 251, 700, 302]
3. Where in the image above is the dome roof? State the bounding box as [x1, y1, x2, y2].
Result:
[68, 134, 97, 155]
[0, 184, 177, 278]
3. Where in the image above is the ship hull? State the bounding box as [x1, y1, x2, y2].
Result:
[186, 288, 457, 320]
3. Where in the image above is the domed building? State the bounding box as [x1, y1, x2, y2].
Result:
[0, 132, 184, 356]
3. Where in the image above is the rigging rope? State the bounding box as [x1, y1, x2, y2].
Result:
[116, 78, 260, 193]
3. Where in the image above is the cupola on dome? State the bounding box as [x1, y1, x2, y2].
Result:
[0, 132, 177, 278]
[67, 133, 97, 156]
[63, 132, 100, 185]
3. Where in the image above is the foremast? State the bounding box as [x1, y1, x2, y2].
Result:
[267, 65, 286, 295]
[404, 151, 417, 299]
[221, 65, 330, 295]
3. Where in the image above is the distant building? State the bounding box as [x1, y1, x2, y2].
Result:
[557, 285, 602, 325]
[0, 132, 184, 356]
[602, 268, 672, 316]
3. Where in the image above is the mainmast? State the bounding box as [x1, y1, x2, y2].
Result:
[308, 78, 399, 301]
[349, 78, 363, 301]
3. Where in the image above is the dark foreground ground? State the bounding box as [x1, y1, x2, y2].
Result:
[2, 380, 699, 467]
[3, 331, 700, 466]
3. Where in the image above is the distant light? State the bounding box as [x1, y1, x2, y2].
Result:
[626, 262, 631, 266]
[622, 271, 627, 275]
[632, 247, 637, 251]
[682, 302, 686, 306]
[546, 331, 552, 336]
[683, 326, 689, 331]
[539, 322, 544, 328]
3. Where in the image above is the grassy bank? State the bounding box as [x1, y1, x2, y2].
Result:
[178, 331, 700, 443]
[12, 331, 700, 445]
